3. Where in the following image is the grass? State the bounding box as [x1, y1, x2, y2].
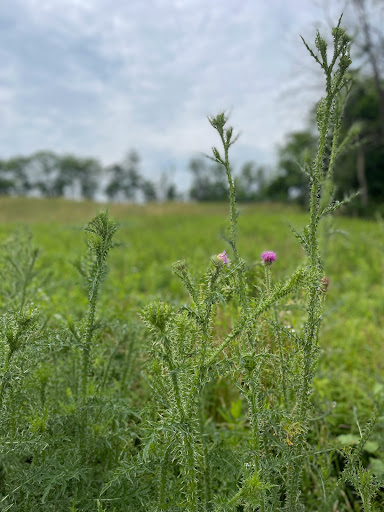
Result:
[0, 196, 383, 510]
[1, 197, 382, 405]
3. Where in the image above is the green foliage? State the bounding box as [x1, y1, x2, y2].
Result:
[265, 131, 318, 205]
[139, 18, 383, 512]
[105, 150, 144, 202]
[0, 150, 162, 203]
[189, 157, 267, 203]
[0, 19, 382, 512]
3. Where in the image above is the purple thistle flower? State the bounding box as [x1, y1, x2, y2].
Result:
[261, 251, 276, 265]
[217, 250, 231, 265]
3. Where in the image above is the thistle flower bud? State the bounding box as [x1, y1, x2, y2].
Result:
[212, 147, 222, 162]
[261, 251, 276, 265]
[217, 250, 231, 265]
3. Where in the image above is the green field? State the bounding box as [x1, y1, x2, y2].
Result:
[1, 197, 382, 388]
[0, 197, 383, 511]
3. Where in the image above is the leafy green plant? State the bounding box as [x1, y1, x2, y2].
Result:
[141, 18, 383, 512]
[0, 18, 382, 512]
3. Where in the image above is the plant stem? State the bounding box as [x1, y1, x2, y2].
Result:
[198, 392, 211, 512]
[0, 350, 13, 409]
[158, 445, 171, 510]
[219, 131, 247, 312]
[81, 266, 101, 400]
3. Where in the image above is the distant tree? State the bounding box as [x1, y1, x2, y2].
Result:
[141, 179, 157, 202]
[105, 150, 142, 201]
[189, 157, 269, 203]
[351, 0, 384, 143]
[265, 131, 317, 204]
[189, 157, 228, 201]
[77, 158, 101, 200]
[56, 155, 101, 200]
[165, 183, 177, 201]
[54, 155, 79, 197]
[0, 159, 15, 194]
[236, 162, 266, 201]
[0, 163, 14, 194]
[334, 75, 384, 211]
[27, 151, 60, 196]
[2, 156, 31, 195]
[158, 168, 178, 201]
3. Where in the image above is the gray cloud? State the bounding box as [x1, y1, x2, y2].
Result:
[0, 0, 372, 189]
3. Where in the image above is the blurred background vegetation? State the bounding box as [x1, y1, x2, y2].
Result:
[0, 0, 383, 217]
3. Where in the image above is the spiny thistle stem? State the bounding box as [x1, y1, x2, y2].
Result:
[284, 20, 352, 512]
[164, 333, 186, 421]
[0, 350, 13, 409]
[186, 322, 209, 415]
[262, 255, 288, 407]
[184, 262, 223, 416]
[79, 211, 117, 400]
[208, 114, 247, 311]
[81, 270, 100, 399]
[299, 19, 352, 420]
[77, 211, 117, 453]
[198, 394, 212, 512]
[158, 445, 171, 510]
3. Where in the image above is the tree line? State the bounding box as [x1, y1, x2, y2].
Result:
[1, 79, 383, 214]
[0, 150, 174, 203]
[0, 148, 268, 204]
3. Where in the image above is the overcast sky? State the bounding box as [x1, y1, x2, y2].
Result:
[0, 0, 379, 190]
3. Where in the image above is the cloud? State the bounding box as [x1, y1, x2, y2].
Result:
[0, 0, 368, 188]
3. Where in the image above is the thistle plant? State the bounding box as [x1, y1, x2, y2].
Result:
[76, 210, 117, 401]
[141, 254, 240, 511]
[0, 230, 43, 311]
[0, 211, 145, 511]
[0, 306, 40, 409]
[0, 233, 46, 502]
[0, 232, 43, 409]
[0, 17, 382, 512]
[141, 17, 382, 512]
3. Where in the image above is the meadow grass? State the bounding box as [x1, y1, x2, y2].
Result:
[0, 21, 383, 511]
[0, 197, 382, 432]
[0, 197, 382, 405]
[0, 196, 383, 511]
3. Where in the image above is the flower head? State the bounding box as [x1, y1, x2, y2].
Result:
[217, 250, 231, 265]
[261, 251, 276, 265]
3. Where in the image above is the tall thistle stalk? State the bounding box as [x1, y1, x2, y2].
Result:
[207, 17, 380, 512]
[285, 20, 353, 511]
[79, 211, 117, 399]
[298, 19, 352, 416]
[209, 115, 247, 310]
[142, 18, 381, 512]
[142, 257, 235, 512]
